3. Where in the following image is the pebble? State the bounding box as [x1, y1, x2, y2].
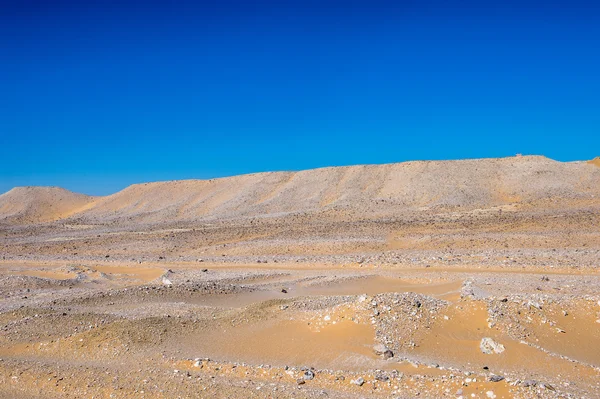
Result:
[351, 377, 365, 386]
[303, 370, 315, 380]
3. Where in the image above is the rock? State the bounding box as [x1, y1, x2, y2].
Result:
[480, 338, 505, 354]
[489, 375, 504, 382]
[162, 277, 173, 286]
[303, 370, 315, 380]
[373, 344, 389, 355]
[486, 391, 496, 399]
[540, 383, 556, 391]
[201, 269, 208, 272]
[373, 344, 394, 358]
[375, 373, 389, 382]
[528, 301, 542, 310]
[351, 377, 365, 386]
[281, 288, 288, 294]
[297, 379, 305, 385]
[522, 380, 537, 387]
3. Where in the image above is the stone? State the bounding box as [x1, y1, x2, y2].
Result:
[489, 375, 504, 382]
[351, 377, 365, 386]
[303, 370, 315, 380]
[540, 383, 556, 391]
[480, 338, 505, 354]
[373, 344, 389, 355]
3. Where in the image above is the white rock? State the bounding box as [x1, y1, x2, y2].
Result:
[480, 337, 505, 354]
[351, 377, 365, 386]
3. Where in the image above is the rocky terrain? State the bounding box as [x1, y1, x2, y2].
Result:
[1, 155, 599, 399]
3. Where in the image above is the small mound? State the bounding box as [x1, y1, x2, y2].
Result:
[588, 157, 600, 167]
[0, 186, 95, 224]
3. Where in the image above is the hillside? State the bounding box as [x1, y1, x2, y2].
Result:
[0, 186, 95, 224]
[2, 156, 600, 225]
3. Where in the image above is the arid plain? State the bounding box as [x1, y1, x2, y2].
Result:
[1, 155, 599, 399]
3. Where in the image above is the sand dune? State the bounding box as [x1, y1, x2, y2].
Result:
[2, 156, 599, 225]
[0, 186, 95, 224]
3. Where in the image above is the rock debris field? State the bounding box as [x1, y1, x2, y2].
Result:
[1, 156, 600, 398]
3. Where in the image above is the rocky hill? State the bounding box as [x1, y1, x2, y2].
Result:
[2, 156, 599, 225]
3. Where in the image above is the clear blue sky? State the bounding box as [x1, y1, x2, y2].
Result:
[1, 0, 599, 195]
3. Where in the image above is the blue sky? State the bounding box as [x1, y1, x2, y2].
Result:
[1, 0, 599, 195]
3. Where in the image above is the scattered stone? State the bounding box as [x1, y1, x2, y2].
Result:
[489, 375, 504, 382]
[303, 370, 314, 380]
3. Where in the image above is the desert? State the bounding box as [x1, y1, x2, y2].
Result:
[1, 155, 599, 398]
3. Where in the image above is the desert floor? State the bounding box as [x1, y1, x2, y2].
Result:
[1, 157, 599, 398]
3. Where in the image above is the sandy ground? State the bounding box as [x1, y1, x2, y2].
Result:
[1, 156, 599, 398]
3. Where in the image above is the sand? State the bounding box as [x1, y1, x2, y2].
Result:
[1, 155, 599, 398]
